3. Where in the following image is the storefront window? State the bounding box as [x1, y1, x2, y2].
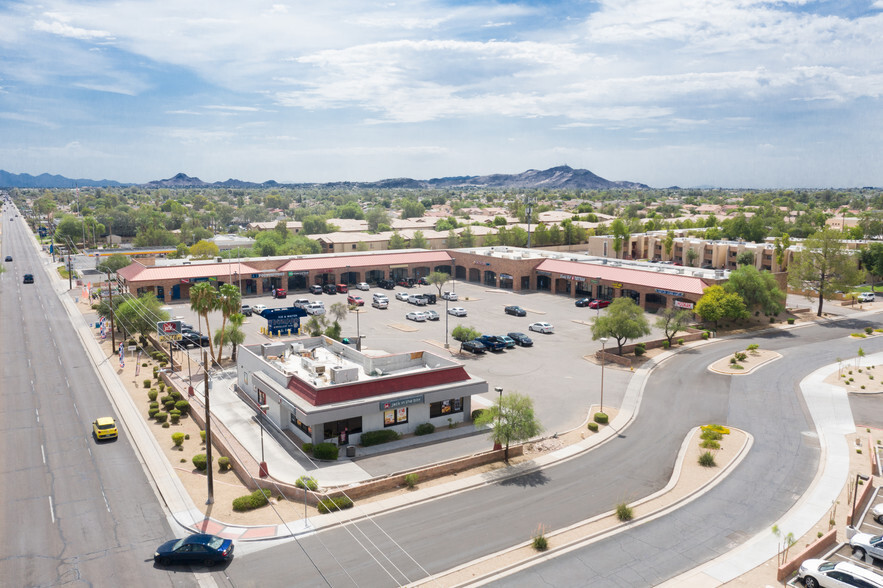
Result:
[290, 413, 311, 436]
[430, 398, 464, 418]
[384, 407, 408, 427]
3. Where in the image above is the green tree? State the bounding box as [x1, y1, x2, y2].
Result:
[410, 231, 429, 249]
[611, 219, 629, 259]
[655, 308, 692, 345]
[189, 282, 220, 361]
[452, 325, 481, 353]
[213, 283, 242, 363]
[736, 251, 755, 266]
[663, 230, 675, 259]
[591, 297, 651, 355]
[54, 214, 85, 245]
[724, 265, 785, 315]
[366, 207, 390, 233]
[459, 227, 475, 248]
[116, 293, 169, 337]
[400, 200, 425, 219]
[214, 313, 246, 361]
[426, 271, 450, 296]
[787, 228, 863, 317]
[446, 230, 460, 249]
[694, 285, 749, 326]
[96, 253, 131, 274]
[190, 240, 220, 259]
[474, 392, 543, 462]
[388, 231, 408, 250]
[859, 242, 883, 292]
[685, 247, 699, 267]
[774, 233, 791, 268]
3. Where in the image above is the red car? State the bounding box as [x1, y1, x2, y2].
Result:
[588, 299, 611, 309]
[347, 295, 364, 306]
[271, 288, 287, 299]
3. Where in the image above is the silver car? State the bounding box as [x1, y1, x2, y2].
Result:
[798, 558, 883, 588]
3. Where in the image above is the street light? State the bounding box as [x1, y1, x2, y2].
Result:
[444, 295, 449, 349]
[852, 473, 870, 523]
[259, 404, 270, 478]
[599, 337, 608, 414]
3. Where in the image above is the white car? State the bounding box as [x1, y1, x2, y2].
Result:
[406, 311, 428, 322]
[448, 307, 467, 317]
[305, 303, 326, 315]
[356, 282, 370, 291]
[408, 294, 428, 306]
[253, 304, 267, 315]
[798, 558, 883, 588]
[442, 291, 458, 301]
[859, 292, 875, 303]
[528, 322, 554, 334]
[850, 532, 883, 562]
[871, 502, 883, 524]
[395, 292, 410, 301]
[425, 310, 439, 321]
[372, 299, 388, 309]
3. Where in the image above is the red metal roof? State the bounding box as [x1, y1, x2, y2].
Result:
[536, 259, 709, 296]
[117, 261, 262, 283]
[277, 251, 452, 271]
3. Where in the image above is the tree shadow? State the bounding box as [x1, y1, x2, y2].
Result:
[499, 469, 550, 488]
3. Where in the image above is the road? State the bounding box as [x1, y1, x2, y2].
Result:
[0, 207, 202, 587]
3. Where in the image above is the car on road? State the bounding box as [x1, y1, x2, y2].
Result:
[356, 282, 370, 291]
[252, 304, 267, 315]
[442, 291, 458, 301]
[240, 305, 253, 317]
[372, 298, 388, 309]
[425, 310, 439, 321]
[797, 558, 883, 588]
[271, 288, 287, 299]
[859, 292, 876, 303]
[23, 273, 34, 284]
[477, 335, 506, 351]
[395, 291, 410, 301]
[588, 299, 611, 309]
[347, 295, 364, 306]
[92, 416, 118, 440]
[504, 305, 526, 317]
[154, 533, 234, 567]
[507, 332, 533, 347]
[499, 335, 516, 349]
[850, 532, 883, 561]
[309, 284, 323, 294]
[461, 340, 486, 354]
[406, 311, 429, 322]
[574, 297, 591, 307]
[528, 321, 554, 334]
[4, 255, 11, 262]
[448, 306, 467, 317]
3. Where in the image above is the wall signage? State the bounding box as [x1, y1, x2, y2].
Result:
[380, 395, 424, 411]
[656, 288, 685, 297]
[674, 300, 695, 309]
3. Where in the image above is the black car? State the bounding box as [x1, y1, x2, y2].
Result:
[575, 297, 591, 307]
[309, 284, 323, 294]
[4, 255, 11, 262]
[23, 273, 34, 284]
[323, 283, 337, 294]
[181, 330, 210, 348]
[504, 305, 526, 317]
[154, 533, 234, 567]
[507, 332, 533, 347]
[378, 279, 396, 290]
[461, 340, 486, 354]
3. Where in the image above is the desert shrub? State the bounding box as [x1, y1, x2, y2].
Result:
[360, 430, 401, 447]
[200, 430, 206, 443]
[662, 340, 671, 349]
[787, 318, 795, 324]
[734, 352, 747, 362]
[142, 363, 148, 367]
[162, 422, 170, 428]
[701, 429, 723, 441]
[593, 412, 609, 425]
[857, 449, 863, 454]
[317, 496, 354, 514]
[233, 488, 271, 512]
[746, 343, 759, 352]
[866, 326, 874, 334]
[677, 338, 685, 346]
[143, 379, 152, 389]
[148, 408, 160, 418]
[163, 400, 176, 411]
[587, 422, 599, 432]
[192, 454, 210, 470]
[732, 364, 744, 370]
[702, 331, 710, 340]
[302, 443, 313, 455]
[471, 408, 485, 421]
[532, 528, 548, 551]
[158, 382, 166, 392]
[184, 434, 190, 440]
[634, 346, 645, 357]
[414, 423, 435, 436]
[404, 473, 419, 488]
[296, 475, 319, 491]
[730, 357, 738, 365]
[169, 390, 182, 401]
[313, 442, 339, 460]
[172, 432, 185, 447]
[154, 411, 168, 423]
[148, 389, 158, 401]
[700, 439, 720, 450]
[169, 410, 181, 424]
[862, 385, 866, 390]
[702, 424, 730, 435]
[218, 456, 230, 471]
[699, 451, 716, 467]
[174, 400, 190, 414]
[149, 401, 159, 410]
[616, 502, 633, 521]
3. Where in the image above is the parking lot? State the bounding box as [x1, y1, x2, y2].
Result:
[160, 280, 651, 434]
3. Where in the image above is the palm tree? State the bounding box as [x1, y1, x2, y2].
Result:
[226, 313, 246, 361]
[189, 282, 219, 361]
[214, 283, 241, 363]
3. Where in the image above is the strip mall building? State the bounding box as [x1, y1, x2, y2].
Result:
[116, 247, 729, 311]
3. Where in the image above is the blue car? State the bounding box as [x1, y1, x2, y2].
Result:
[154, 533, 234, 567]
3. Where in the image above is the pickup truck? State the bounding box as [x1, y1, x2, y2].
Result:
[476, 335, 505, 351]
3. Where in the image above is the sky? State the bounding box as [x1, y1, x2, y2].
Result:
[0, 0, 881, 189]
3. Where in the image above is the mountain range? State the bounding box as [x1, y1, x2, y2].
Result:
[0, 165, 649, 190]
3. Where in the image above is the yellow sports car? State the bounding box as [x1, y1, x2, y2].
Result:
[92, 417, 118, 440]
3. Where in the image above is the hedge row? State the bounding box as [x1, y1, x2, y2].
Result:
[317, 496, 354, 514]
[233, 488, 272, 512]
[313, 442, 339, 460]
[360, 430, 401, 447]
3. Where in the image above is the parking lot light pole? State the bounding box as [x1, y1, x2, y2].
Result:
[444, 296, 449, 349]
[259, 404, 270, 478]
[599, 337, 608, 414]
[852, 473, 870, 523]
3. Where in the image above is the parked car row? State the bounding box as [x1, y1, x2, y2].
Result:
[575, 298, 611, 309]
[461, 331, 534, 354]
[406, 310, 439, 322]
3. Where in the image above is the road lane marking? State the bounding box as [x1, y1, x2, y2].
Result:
[41, 445, 46, 465]
[35, 409, 39, 423]
[48, 497, 55, 523]
[101, 491, 110, 512]
[73, 403, 78, 416]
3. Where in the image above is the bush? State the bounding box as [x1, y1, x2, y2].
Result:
[302, 443, 313, 455]
[218, 456, 230, 471]
[172, 432, 185, 447]
[787, 318, 795, 324]
[866, 326, 874, 334]
[634, 346, 645, 357]
[154, 411, 168, 423]
[184, 434, 190, 440]
[616, 502, 633, 521]
[170, 390, 182, 401]
[163, 400, 176, 411]
[192, 454, 210, 471]
[587, 422, 599, 432]
[593, 412, 609, 425]
[532, 530, 548, 551]
[471, 409, 485, 421]
[698, 451, 716, 467]
[296, 475, 319, 491]
[313, 442, 339, 460]
[662, 340, 671, 349]
[162, 422, 170, 428]
[142, 363, 148, 367]
[700, 429, 723, 441]
[702, 424, 730, 435]
[158, 382, 166, 392]
[677, 338, 685, 346]
[730, 357, 738, 365]
[174, 400, 190, 414]
[149, 401, 159, 409]
[746, 343, 759, 352]
[169, 410, 181, 424]
[160, 394, 172, 404]
[702, 331, 710, 340]
[233, 488, 271, 512]
[404, 473, 419, 488]
[360, 430, 401, 447]
[700, 439, 720, 450]
[414, 423, 435, 436]
[317, 496, 354, 514]
[734, 352, 747, 362]
[143, 379, 152, 389]
[200, 430, 206, 443]
[148, 408, 160, 418]
[148, 389, 158, 401]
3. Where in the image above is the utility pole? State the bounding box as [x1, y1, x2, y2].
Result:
[203, 351, 214, 504]
[525, 194, 534, 248]
[106, 270, 116, 348]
